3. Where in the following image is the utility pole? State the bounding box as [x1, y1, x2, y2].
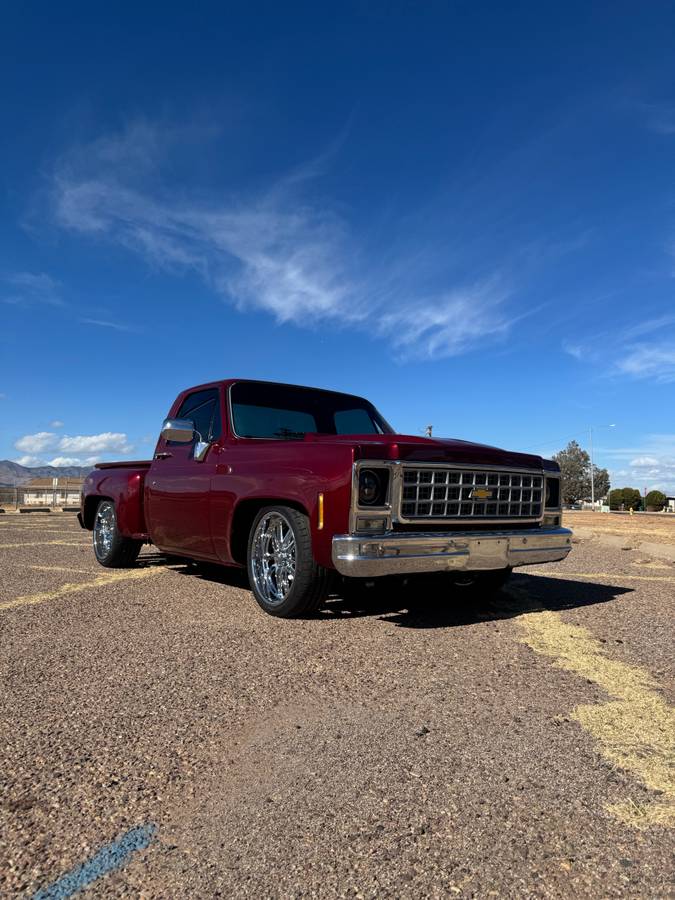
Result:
[425, 424, 433, 438]
[589, 426, 594, 510]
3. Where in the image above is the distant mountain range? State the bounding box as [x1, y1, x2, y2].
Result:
[0, 460, 94, 487]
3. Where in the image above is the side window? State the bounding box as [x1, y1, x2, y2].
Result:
[334, 408, 380, 435]
[171, 388, 222, 443]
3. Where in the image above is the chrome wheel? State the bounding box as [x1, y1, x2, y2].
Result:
[251, 511, 296, 606]
[94, 501, 116, 559]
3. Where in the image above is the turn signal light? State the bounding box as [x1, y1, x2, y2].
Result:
[356, 516, 388, 533]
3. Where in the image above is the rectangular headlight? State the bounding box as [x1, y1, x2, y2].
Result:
[358, 467, 390, 507]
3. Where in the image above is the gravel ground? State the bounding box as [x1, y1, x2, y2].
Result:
[0, 515, 673, 898]
[564, 510, 675, 546]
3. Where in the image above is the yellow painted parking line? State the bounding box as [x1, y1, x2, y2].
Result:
[528, 571, 675, 583]
[25, 564, 94, 574]
[0, 540, 86, 548]
[518, 606, 675, 828]
[0, 567, 165, 611]
[0, 529, 82, 536]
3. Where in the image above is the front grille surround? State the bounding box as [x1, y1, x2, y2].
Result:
[397, 465, 544, 523]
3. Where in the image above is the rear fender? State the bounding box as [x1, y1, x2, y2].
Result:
[81, 468, 148, 539]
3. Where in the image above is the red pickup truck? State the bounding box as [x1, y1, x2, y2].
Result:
[79, 379, 572, 617]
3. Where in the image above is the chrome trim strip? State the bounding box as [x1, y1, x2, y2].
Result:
[332, 526, 573, 578]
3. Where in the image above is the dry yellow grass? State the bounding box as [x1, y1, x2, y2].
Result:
[564, 510, 675, 547]
[518, 604, 675, 828]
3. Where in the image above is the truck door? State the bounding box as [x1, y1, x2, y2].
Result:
[145, 387, 222, 558]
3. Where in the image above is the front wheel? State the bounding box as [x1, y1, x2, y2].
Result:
[93, 500, 142, 568]
[247, 506, 328, 617]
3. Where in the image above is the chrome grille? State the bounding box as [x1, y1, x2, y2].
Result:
[400, 468, 543, 520]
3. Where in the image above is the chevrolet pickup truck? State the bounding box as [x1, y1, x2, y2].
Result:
[79, 379, 572, 617]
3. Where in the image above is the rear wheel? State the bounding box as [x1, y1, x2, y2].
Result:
[247, 506, 328, 617]
[93, 499, 142, 568]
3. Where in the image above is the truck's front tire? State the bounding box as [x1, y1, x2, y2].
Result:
[247, 505, 328, 617]
[93, 499, 142, 568]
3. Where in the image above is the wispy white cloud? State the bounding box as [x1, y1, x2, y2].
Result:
[46, 455, 100, 467]
[561, 340, 586, 361]
[2, 271, 64, 307]
[615, 345, 675, 382]
[378, 283, 514, 361]
[13, 452, 103, 468]
[14, 431, 133, 465]
[59, 432, 132, 454]
[48, 121, 520, 359]
[79, 317, 136, 332]
[623, 314, 675, 339]
[14, 431, 59, 453]
[13, 454, 45, 467]
[563, 315, 675, 384]
[630, 455, 660, 467]
[602, 434, 675, 493]
[642, 101, 675, 135]
[49, 419, 64, 428]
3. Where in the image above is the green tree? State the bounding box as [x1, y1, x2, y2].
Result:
[553, 440, 611, 504]
[608, 488, 624, 510]
[608, 487, 643, 510]
[645, 490, 666, 511]
[593, 466, 611, 500]
[621, 487, 642, 510]
[554, 441, 590, 504]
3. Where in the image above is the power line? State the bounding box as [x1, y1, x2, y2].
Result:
[519, 432, 587, 453]
[520, 424, 617, 454]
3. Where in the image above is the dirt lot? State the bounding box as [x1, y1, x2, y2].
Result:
[564, 510, 675, 547]
[1, 514, 673, 898]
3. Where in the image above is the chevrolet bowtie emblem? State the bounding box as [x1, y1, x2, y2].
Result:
[470, 487, 493, 500]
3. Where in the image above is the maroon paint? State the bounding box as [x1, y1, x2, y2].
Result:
[81, 379, 558, 570]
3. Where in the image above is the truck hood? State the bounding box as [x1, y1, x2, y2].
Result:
[303, 433, 549, 470]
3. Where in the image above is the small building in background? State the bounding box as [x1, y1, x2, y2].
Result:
[21, 477, 83, 506]
[666, 496, 675, 513]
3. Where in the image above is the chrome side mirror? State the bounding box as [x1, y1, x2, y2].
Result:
[161, 418, 194, 443]
[161, 418, 212, 461]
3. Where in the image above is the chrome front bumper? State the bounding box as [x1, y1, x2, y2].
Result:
[332, 526, 572, 578]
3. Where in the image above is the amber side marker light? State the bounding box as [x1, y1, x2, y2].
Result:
[317, 493, 324, 530]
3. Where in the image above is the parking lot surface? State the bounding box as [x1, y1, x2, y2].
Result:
[1, 514, 673, 898]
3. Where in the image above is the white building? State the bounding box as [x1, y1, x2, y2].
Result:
[21, 477, 83, 506]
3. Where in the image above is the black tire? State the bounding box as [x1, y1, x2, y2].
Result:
[247, 505, 329, 617]
[92, 499, 142, 568]
[451, 567, 512, 597]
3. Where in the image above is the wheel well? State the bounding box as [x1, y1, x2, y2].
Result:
[83, 495, 112, 529]
[230, 498, 308, 566]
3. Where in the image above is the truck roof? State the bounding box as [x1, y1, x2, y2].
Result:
[179, 378, 372, 404]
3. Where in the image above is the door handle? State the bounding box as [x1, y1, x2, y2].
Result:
[154, 451, 172, 459]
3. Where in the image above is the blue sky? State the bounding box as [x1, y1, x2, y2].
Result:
[1, 1, 674, 492]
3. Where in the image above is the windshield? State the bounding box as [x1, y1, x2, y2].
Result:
[231, 382, 393, 439]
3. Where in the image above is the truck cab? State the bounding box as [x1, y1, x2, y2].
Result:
[80, 379, 572, 617]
